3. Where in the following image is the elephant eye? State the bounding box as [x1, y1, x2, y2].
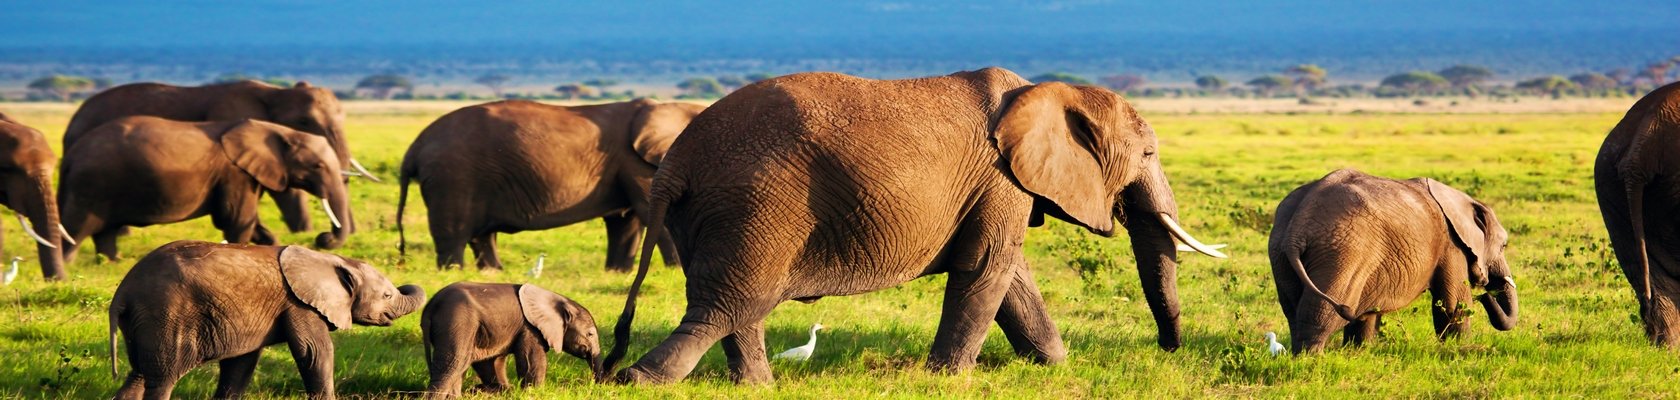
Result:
[384, 292, 393, 299]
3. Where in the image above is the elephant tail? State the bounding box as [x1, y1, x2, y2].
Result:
[397, 165, 413, 257]
[1286, 244, 1363, 321]
[1622, 115, 1660, 308]
[602, 182, 678, 382]
[108, 300, 122, 380]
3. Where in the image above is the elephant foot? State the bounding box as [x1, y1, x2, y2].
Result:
[471, 383, 508, 393]
[613, 365, 680, 385]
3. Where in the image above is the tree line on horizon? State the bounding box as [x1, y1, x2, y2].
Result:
[13, 55, 1680, 103]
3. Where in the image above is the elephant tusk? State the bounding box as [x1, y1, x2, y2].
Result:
[348, 158, 382, 182]
[1157, 213, 1225, 258]
[321, 199, 342, 229]
[16, 215, 54, 249]
[1175, 243, 1227, 252]
[1505, 276, 1516, 289]
[56, 223, 76, 246]
[340, 170, 364, 177]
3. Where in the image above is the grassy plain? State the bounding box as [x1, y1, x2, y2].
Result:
[0, 97, 1670, 398]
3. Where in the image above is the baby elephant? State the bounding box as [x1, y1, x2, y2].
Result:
[109, 241, 425, 400]
[422, 282, 602, 398]
[1270, 169, 1518, 353]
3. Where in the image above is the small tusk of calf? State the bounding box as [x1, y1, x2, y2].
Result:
[57, 223, 76, 246]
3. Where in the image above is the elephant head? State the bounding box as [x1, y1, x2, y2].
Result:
[262, 82, 377, 181]
[518, 285, 604, 382]
[992, 82, 1225, 351]
[0, 118, 64, 280]
[220, 120, 355, 248]
[279, 246, 425, 330]
[1425, 179, 1519, 330]
[629, 100, 708, 166]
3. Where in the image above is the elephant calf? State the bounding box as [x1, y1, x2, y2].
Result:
[422, 282, 602, 398]
[1270, 169, 1518, 353]
[108, 241, 425, 400]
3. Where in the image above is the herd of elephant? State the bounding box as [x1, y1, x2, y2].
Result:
[2, 67, 1677, 398]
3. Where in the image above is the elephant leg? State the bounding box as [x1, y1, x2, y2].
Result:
[113, 371, 145, 400]
[657, 228, 682, 268]
[1289, 298, 1345, 354]
[721, 320, 772, 385]
[927, 265, 1013, 372]
[619, 291, 776, 384]
[424, 337, 472, 399]
[512, 333, 548, 388]
[93, 227, 122, 262]
[471, 355, 510, 392]
[139, 371, 183, 400]
[1341, 315, 1379, 347]
[57, 204, 100, 265]
[1429, 277, 1471, 340]
[251, 223, 278, 246]
[213, 349, 263, 398]
[271, 188, 313, 233]
[993, 267, 1067, 365]
[468, 232, 503, 270]
[430, 223, 471, 270]
[602, 213, 641, 272]
[282, 308, 336, 400]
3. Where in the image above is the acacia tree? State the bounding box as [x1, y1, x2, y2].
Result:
[1195, 75, 1227, 92]
[1437, 65, 1493, 90]
[1379, 71, 1449, 96]
[1284, 64, 1327, 95]
[1246, 75, 1292, 97]
[554, 83, 595, 100]
[1029, 72, 1093, 85]
[355, 73, 414, 100]
[744, 73, 776, 83]
[677, 77, 726, 98]
[1516, 75, 1578, 98]
[28, 75, 95, 102]
[1099, 74, 1147, 92]
[475, 73, 511, 98]
[1570, 72, 1618, 94]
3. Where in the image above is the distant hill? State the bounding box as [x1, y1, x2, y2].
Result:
[1, 1, 1676, 86]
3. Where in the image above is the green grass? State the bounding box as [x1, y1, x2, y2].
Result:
[0, 104, 1671, 398]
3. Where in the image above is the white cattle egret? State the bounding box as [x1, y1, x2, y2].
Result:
[1265, 332, 1285, 356]
[774, 323, 825, 361]
[2, 256, 20, 285]
[527, 254, 546, 279]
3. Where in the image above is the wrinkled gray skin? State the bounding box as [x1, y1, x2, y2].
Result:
[63, 80, 371, 234]
[606, 67, 1225, 384]
[108, 241, 424, 400]
[421, 282, 602, 399]
[59, 116, 354, 261]
[1270, 169, 1518, 354]
[0, 112, 66, 280]
[1595, 80, 1680, 347]
[398, 99, 698, 271]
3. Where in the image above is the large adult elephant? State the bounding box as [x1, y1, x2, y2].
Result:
[1596, 80, 1680, 347]
[63, 80, 375, 234]
[60, 116, 354, 260]
[397, 99, 701, 270]
[604, 67, 1227, 384]
[0, 112, 69, 280]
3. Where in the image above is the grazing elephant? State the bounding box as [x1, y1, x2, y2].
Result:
[107, 241, 425, 400]
[421, 282, 602, 398]
[604, 67, 1227, 384]
[59, 116, 354, 261]
[1270, 169, 1518, 353]
[1596, 80, 1680, 347]
[0, 112, 69, 280]
[397, 99, 700, 270]
[64, 80, 375, 234]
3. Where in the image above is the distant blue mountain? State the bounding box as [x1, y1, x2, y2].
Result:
[2, 1, 1676, 82]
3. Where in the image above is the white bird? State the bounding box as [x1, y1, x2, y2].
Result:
[527, 254, 546, 279]
[773, 323, 825, 361]
[1265, 332, 1285, 356]
[3, 256, 20, 285]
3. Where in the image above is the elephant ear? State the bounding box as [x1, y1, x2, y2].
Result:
[630, 102, 703, 166]
[220, 120, 290, 192]
[518, 284, 570, 352]
[993, 83, 1114, 233]
[1424, 179, 1489, 285]
[279, 246, 354, 331]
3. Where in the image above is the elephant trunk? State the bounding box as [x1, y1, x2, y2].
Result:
[1478, 275, 1519, 331]
[313, 177, 353, 249]
[589, 354, 606, 383]
[388, 284, 426, 319]
[10, 172, 64, 280]
[1118, 164, 1190, 352]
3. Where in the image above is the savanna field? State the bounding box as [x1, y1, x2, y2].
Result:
[1, 99, 1673, 398]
